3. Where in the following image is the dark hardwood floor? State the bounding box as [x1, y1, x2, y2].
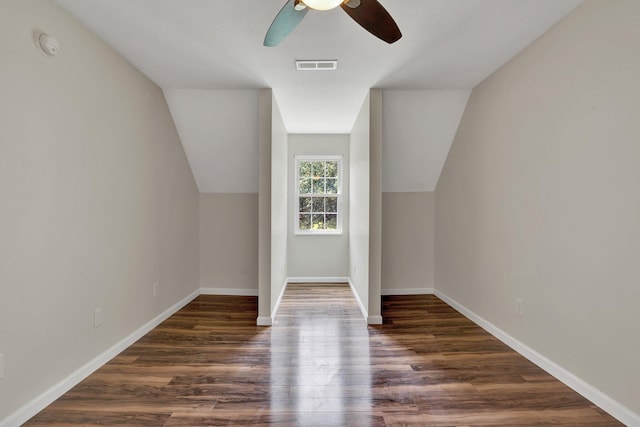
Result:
[26, 283, 621, 426]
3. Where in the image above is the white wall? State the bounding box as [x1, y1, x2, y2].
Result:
[287, 134, 350, 280]
[164, 89, 260, 193]
[349, 93, 371, 319]
[270, 96, 288, 316]
[382, 90, 470, 193]
[349, 90, 383, 324]
[199, 193, 258, 294]
[0, 0, 199, 421]
[435, 0, 640, 421]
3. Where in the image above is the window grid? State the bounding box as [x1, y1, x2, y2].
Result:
[296, 157, 341, 233]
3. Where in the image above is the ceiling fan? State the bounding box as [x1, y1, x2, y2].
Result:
[264, 0, 402, 47]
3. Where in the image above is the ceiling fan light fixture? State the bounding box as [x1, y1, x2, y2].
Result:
[301, 0, 344, 11]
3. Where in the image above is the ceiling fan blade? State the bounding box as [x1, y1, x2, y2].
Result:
[340, 0, 402, 44]
[264, 0, 309, 47]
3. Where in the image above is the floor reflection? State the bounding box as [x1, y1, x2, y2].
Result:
[270, 283, 372, 425]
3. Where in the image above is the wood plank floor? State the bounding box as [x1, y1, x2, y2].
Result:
[26, 283, 621, 426]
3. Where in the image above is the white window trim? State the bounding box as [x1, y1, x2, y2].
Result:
[294, 155, 343, 235]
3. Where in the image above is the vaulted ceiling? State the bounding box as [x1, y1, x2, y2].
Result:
[53, 0, 582, 192]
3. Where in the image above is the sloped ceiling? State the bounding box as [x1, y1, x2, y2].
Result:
[53, 0, 583, 192]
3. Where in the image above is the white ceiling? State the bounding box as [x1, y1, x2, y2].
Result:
[52, 0, 582, 193]
[53, 0, 582, 134]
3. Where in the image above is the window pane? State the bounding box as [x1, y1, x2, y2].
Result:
[326, 197, 337, 213]
[299, 161, 312, 177]
[326, 178, 337, 194]
[326, 214, 337, 230]
[312, 161, 324, 177]
[326, 161, 338, 177]
[299, 214, 311, 230]
[299, 178, 311, 194]
[299, 197, 312, 213]
[296, 157, 341, 233]
[312, 214, 325, 230]
[312, 197, 324, 213]
[312, 178, 325, 194]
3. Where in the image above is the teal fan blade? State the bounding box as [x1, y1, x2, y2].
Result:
[264, 0, 309, 47]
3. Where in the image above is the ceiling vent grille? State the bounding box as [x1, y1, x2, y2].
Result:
[295, 60, 338, 71]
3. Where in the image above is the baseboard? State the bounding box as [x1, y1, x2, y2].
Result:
[268, 280, 289, 325]
[366, 315, 383, 325]
[287, 277, 349, 284]
[1, 289, 200, 427]
[382, 287, 434, 296]
[256, 316, 272, 326]
[347, 279, 369, 323]
[200, 287, 258, 296]
[17, 286, 632, 427]
[433, 289, 640, 427]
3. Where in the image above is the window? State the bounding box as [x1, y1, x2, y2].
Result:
[295, 156, 342, 234]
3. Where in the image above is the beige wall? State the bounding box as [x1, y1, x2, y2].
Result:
[199, 194, 258, 293]
[435, 0, 640, 416]
[367, 89, 383, 323]
[257, 90, 273, 323]
[382, 192, 434, 293]
[0, 0, 198, 421]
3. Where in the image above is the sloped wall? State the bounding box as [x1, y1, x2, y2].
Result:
[436, 0, 640, 417]
[0, 0, 198, 421]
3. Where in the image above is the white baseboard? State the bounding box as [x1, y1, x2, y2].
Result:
[347, 279, 369, 323]
[267, 280, 289, 325]
[433, 289, 640, 427]
[15, 286, 633, 427]
[256, 316, 272, 326]
[287, 277, 349, 284]
[1, 289, 200, 427]
[367, 315, 383, 325]
[200, 287, 258, 296]
[382, 287, 434, 295]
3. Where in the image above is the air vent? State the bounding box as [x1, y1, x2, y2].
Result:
[295, 60, 338, 71]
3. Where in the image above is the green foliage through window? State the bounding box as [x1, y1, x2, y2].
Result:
[297, 159, 341, 232]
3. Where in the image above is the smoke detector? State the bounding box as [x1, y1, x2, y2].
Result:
[36, 33, 60, 57]
[295, 60, 338, 71]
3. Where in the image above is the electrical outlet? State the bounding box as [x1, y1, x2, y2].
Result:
[515, 298, 524, 317]
[352, 265, 357, 275]
[383, 264, 392, 275]
[94, 308, 103, 328]
[0, 353, 4, 379]
[153, 282, 159, 297]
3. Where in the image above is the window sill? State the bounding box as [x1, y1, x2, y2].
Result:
[294, 230, 343, 236]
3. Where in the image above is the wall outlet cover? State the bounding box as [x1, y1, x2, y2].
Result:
[94, 308, 103, 328]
